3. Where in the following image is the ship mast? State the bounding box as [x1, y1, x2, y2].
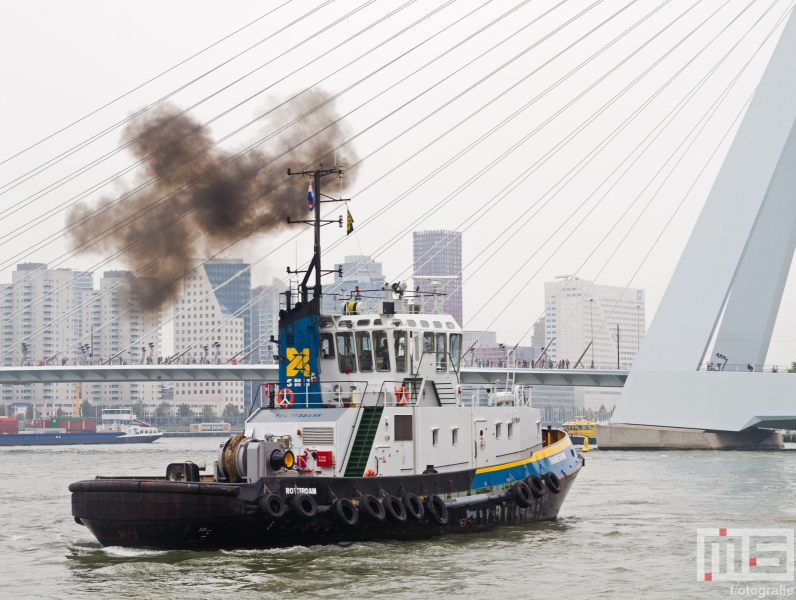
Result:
[285, 166, 345, 305]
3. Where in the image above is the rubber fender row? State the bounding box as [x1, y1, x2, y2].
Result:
[258, 492, 450, 526]
[510, 473, 562, 508]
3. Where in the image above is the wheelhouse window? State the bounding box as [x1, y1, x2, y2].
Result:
[393, 330, 408, 373]
[320, 333, 335, 359]
[373, 330, 390, 372]
[423, 332, 434, 354]
[435, 332, 447, 372]
[355, 331, 374, 372]
[335, 332, 356, 373]
[449, 333, 462, 372]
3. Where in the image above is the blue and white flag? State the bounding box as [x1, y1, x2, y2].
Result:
[307, 183, 314, 211]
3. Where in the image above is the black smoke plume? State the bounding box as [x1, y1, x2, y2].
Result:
[66, 89, 357, 309]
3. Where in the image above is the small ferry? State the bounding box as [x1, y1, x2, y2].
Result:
[562, 418, 597, 445]
[96, 408, 162, 442]
[70, 167, 583, 550]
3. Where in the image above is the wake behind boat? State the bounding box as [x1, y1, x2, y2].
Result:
[69, 166, 583, 550]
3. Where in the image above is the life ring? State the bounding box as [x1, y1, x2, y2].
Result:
[363, 468, 377, 477]
[277, 388, 294, 408]
[394, 385, 409, 406]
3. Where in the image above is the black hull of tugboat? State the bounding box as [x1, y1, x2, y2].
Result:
[71, 460, 581, 550]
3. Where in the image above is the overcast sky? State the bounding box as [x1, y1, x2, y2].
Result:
[1, 0, 795, 362]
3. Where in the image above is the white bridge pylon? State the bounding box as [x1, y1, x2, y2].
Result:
[614, 7, 796, 432]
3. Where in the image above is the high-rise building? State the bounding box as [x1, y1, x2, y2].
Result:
[81, 271, 162, 413]
[462, 330, 497, 350]
[1, 264, 87, 416]
[412, 230, 462, 325]
[529, 277, 645, 417]
[322, 255, 385, 314]
[530, 317, 545, 354]
[543, 277, 645, 369]
[172, 261, 247, 415]
[202, 259, 251, 358]
[251, 278, 287, 364]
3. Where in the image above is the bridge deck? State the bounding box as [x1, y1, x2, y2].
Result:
[0, 365, 629, 386]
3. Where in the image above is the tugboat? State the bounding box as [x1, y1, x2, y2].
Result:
[69, 166, 583, 550]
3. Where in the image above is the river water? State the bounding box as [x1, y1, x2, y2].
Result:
[2, 438, 796, 599]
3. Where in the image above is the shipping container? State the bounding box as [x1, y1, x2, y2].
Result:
[57, 418, 96, 431]
[60, 420, 83, 432]
[34, 420, 49, 429]
[0, 417, 19, 435]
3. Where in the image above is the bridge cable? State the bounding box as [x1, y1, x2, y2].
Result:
[0, 0, 293, 169]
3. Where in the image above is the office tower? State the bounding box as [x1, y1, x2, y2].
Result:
[543, 277, 645, 369]
[530, 277, 645, 417]
[172, 260, 248, 415]
[322, 255, 386, 314]
[412, 230, 462, 325]
[251, 278, 287, 364]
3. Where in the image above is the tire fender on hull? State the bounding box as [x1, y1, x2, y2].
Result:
[544, 472, 562, 494]
[383, 495, 407, 524]
[259, 493, 286, 519]
[426, 494, 448, 525]
[332, 498, 358, 527]
[510, 481, 533, 508]
[403, 493, 424, 520]
[291, 494, 317, 519]
[360, 494, 385, 523]
[526, 476, 545, 498]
